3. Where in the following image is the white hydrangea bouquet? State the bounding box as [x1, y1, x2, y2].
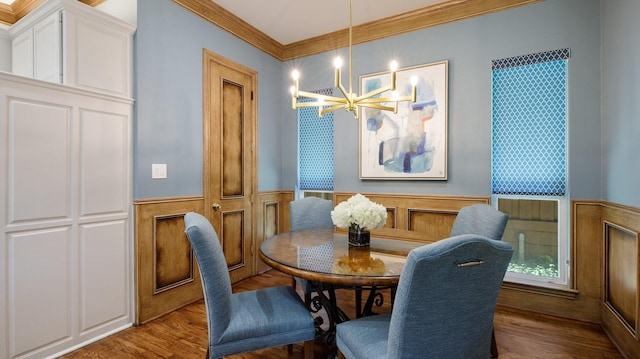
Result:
[330, 193, 387, 232]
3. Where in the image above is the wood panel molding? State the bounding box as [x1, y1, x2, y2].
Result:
[133, 196, 205, 324]
[255, 191, 295, 274]
[599, 201, 640, 359]
[333, 191, 490, 243]
[603, 222, 637, 336]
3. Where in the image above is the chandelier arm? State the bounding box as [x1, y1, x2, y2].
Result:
[355, 85, 394, 101]
[294, 99, 347, 108]
[293, 102, 328, 108]
[359, 103, 398, 112]
[335, 82, 352, 103]
[358, 94, 416, 104]
[295, 90, 347, 104]
[320, 104, 347, 117]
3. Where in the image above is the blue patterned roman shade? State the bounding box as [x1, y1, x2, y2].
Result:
[491, 49, 569, 196]
[298, 88, 334, 191]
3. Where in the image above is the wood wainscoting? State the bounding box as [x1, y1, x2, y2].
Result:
[132, 193, 640, 358]
[333, 192, 491, 243]
[255, 191, 295, 274]
[133, 191, 295, 324]
[599, 202, 640, 359]
[134, 197, 205, 324]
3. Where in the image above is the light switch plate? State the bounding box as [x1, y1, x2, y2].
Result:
[152, 164, 167, 179]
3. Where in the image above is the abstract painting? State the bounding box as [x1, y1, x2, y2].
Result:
[359, 61, 448, 180]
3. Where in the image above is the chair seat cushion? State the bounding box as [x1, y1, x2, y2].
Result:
[336, 314, 390, 359]
[211, 285, 316, 357]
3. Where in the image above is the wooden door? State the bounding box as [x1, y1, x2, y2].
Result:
[203, 50, 256, 283]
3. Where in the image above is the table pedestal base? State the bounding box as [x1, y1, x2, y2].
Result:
[308, 282, 395, 351]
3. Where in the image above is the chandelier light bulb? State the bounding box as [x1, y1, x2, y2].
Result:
[291, 69, 300, 80]
[410, 76, 418, 86]
[390, 60, 398, 72]
[289, 86, 296, 95]
[334, 57, 343, 69]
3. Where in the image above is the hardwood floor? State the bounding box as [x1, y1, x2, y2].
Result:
[60, 270, 622, 359]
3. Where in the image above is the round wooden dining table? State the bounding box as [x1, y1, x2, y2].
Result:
[259, 227, 423, 346]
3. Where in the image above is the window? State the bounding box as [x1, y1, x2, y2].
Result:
[298, 88, 334, 198]
[491, 49, 570, 287]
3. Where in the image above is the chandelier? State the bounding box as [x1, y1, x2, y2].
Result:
[289, 0, 417, 119]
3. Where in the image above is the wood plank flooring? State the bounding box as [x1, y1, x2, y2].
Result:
[60, 270, 623, 359]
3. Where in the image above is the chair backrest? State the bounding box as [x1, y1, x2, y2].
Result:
[450, 204, 509, 240]
[387, 234, 513, 359]
[290, 197, 334, 231]
[184, 212, 232, 344]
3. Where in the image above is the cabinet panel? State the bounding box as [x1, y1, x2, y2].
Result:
[8, 98, 71, 223]
[8, 227, 72, 358]
[11, 30, 33, 77]
[33, 11, 61, 82]
[79, 109, 129, 216]
[72, 16, 130, 96]
[80, 220, 129, 333]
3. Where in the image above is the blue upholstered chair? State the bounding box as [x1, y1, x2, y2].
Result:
[336, 234, 513, 359]
[183, 212, 316, 358]
[451, 203, 509, 357]
[450, 203, 509, 240]
[289, 197, 334, 303]
[290, 196, 334, 232]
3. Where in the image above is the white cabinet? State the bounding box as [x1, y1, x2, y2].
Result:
[11, 11, 61, 82]
[9, 0, 135, 98]
[0, 72, 134, 359]
[2, 1, 135, 358]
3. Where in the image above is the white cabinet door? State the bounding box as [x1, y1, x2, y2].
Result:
[11, 11, 61, 83]
[11, 29, 33, 77]
[32, 11, 62, 83]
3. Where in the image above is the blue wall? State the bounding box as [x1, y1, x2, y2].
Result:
[135, 0, 285, 198]
[601, 0, 640, 208]
[282, 0, 602, 200]
[134, 0, 638, 208]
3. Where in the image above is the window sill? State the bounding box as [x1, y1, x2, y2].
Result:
[502, 279, 578, 300]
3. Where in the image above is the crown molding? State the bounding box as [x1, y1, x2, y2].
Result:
[173, 0, 542, 62]
[0, 3, 16, 25]
[172, 0, 284, 59]
[282, 0, 543, 61]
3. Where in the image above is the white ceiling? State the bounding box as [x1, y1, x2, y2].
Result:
[212, 0, 448, 45]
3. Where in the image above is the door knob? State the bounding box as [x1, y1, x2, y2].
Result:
[212, 203, 221, 210]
